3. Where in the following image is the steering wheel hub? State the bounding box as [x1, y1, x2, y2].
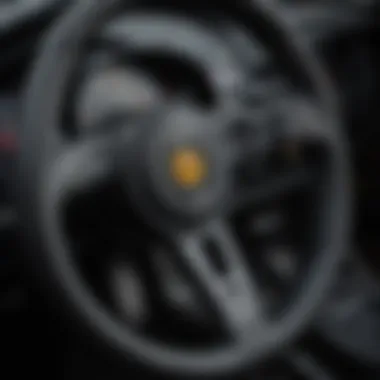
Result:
[125, 106, 230, 226]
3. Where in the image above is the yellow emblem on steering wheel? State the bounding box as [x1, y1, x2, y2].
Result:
[170, 148, 207, 189]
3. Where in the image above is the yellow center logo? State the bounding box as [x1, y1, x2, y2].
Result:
[170, 148, 207, 189]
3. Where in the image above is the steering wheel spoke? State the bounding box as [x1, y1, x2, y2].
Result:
[47, 133, 120, 204]
[232, 166, 313, 212]
[175, 220, 266, 340]
[233, 108, 273, 157]
[225, 97, 333, 214]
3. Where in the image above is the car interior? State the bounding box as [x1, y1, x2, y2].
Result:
[0, 1, 379, 379]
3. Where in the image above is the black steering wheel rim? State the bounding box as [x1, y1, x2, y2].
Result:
[19, 1, 351, 378]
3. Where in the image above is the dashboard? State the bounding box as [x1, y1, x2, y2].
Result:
[0, 0, 379, 376]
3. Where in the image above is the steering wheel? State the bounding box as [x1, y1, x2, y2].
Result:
[19, 1, 351, 378]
